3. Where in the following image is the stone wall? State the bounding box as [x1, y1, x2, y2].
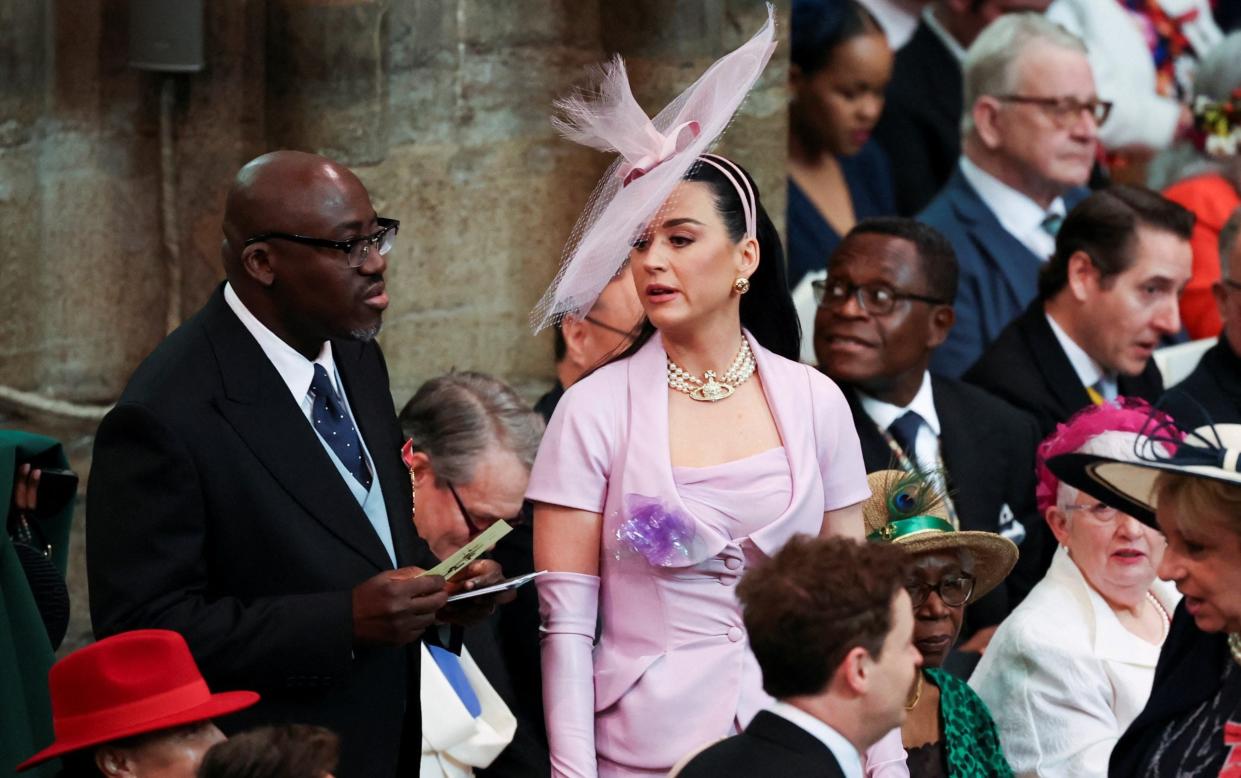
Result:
[0, 0, 790, 407]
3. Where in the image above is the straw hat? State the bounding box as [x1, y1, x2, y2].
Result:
[864, 470, 1018, 603]
[1048, 424, 1241, 528]
[17, 630, 258, 771]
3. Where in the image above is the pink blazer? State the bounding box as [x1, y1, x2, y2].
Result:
[528, 331, 869, 773]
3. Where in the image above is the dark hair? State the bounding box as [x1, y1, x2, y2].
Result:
[197, 725, 339, 778]
[844, 217, 960, 302]
[1039, 185, 1196, 300]
[54, 750, 101, 777]
[791, 0, 881, 74]
[608, 156, 801, 364]
[553, 323, 567, 362]
[739, 536, 911, 699]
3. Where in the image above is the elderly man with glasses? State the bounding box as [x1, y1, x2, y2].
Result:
[399, 372, 550, 777]
[917, 12, 1100, 378]
[86, 151, 507, 778]
[814, 217, 1044, 667]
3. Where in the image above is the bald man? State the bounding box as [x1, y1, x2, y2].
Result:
[86, 152, 496, 777]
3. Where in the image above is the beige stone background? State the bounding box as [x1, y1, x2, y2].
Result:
[0, 0, 791, 653]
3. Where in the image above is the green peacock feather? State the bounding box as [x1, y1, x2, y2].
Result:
[884, 467, 952, 521]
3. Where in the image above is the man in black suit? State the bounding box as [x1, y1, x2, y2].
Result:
[872, 0, 1051, 217]
[86, 151, 505, 778]
[676, 537, 920, 778]
[815, 218, 1042, 653]
[1163, 207, 1241, 427]
[966, 185, 1194, 438]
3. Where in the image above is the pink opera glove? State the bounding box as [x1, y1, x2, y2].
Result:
[538, 571, 601, 778]
[863, 727, 909, 778]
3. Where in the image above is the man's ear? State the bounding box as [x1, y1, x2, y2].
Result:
[1213, 281, 1229, 320]
[1065, 250, 1098, 303]
[972, 98, 1003, 150]
[95, 746, 137, 778]
[560, 316, 592, 372]
[836, 645, 870, 697]
[242, 243, 276, 287]
[406, 450, 434, 486]
[927, 305, 956, 349]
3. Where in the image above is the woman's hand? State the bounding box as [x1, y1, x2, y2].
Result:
[13, 463, 41, 518]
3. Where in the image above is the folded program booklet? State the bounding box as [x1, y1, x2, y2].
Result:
[446, 570, 548, 603]
[418, 520, 513, 580]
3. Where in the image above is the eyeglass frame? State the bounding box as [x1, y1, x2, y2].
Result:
[445, 481, 526, 538]
[1062, 502, 1122, 523]
[904, 573, 977, 609]
[582, 315, 639, 340]
[243, 217, 400, 268]
[1221, 278, 1241, 293]
[994, 95, 1113, 126]
[813, 278, 951, 316]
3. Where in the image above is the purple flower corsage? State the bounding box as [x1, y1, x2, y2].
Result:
[615, 493, 695, 566]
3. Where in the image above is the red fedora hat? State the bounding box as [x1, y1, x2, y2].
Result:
[17, 629, 259, 771]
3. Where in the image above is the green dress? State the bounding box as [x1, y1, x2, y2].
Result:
[927, 667, 1013, 778]
[0, 430, 74, 778]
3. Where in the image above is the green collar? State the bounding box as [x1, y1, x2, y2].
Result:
[867, 515, 955, 543]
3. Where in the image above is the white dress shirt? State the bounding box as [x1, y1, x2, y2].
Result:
[857, 371, 943, 474]
[970, 547, 1181, 776]
[1046, 312, 1118, 401]
[768, 702, 863, 778]
[959, 157, 1066, 261]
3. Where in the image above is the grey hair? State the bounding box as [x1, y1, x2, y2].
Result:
[961, 13, 1087, 137]
[399, 371, 545, 485]
[1194, 31, 1241, 102]
[1221, 207, 1241, 276]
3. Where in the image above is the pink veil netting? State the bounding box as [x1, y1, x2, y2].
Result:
[529, 4, 778, 333]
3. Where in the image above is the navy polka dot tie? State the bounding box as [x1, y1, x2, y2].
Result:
[310, 364, 372, 489]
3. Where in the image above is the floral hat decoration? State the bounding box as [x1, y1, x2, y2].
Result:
[864, 469, 1017, 605]
[530, 4, 778, 332]
[1190, 87, 1241, 157]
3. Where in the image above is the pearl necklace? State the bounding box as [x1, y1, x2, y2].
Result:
[666, 338, 756, 402]
[1147, 591, 1170, 642]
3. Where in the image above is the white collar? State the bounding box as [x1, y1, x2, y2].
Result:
[959, 156, 1066, 246]
[857, 371, 941, 437]
[1045, 311, 1110, 392]
[921, 4, 966, 62]
[223, 282, 338, 404]
[767, 702, 863, 778]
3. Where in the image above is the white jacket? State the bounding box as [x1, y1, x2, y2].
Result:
[419, 643, 518, 778]
[969, 547, 1180, 777]
[1046, 0, 1221, 151]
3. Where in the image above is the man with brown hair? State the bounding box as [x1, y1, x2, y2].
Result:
[966, 185, 1194, 436]
[675, 537, 921, 778]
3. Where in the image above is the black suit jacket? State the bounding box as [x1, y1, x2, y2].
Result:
[872, 19, 963, 217]
[964, 302, 1166, 439]
[676, 710, 847, 778]
[87, 286, 434, 778]
[842, 378, 1043, 630]
[1161, 335, 1241, 427]
[1109, 602, 1229, 776]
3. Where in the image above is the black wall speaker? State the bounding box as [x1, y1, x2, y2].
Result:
[129, 0, 205, 73]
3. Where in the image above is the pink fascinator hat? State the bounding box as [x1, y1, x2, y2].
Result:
[1034, 398, 1182, 516]
[530, 4, 778, 332]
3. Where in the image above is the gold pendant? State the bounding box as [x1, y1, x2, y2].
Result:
[689, 371, 735, 402]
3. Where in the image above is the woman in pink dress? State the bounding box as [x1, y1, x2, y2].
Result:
[525, 12, 881, 777]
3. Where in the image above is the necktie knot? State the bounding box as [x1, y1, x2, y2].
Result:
[1041, 212, 1064, 238]
[888, 410, 924, 461]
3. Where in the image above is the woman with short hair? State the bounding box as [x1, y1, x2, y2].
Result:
[971, 401, 1181, 775]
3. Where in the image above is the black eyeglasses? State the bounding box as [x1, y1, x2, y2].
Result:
[1222, 279, 1241, 293]
[996, 95, 1113, 127]
[583, 315, 639, 340]
[905, 573, 976, 609]
[244, 217, 400, 269]
[813, 279, 949, 316]
[446, 481, 525, 538]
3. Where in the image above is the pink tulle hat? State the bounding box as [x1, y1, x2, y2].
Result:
[1034, 398, 1181, 516]
[530, 4, 778, 332]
